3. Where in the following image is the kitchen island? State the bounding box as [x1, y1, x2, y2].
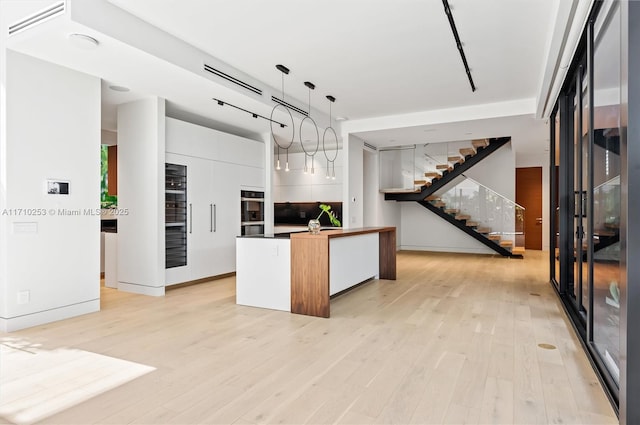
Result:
[236, 227, 396, 317]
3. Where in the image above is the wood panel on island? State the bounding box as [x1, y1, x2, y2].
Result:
[290, 227, 397, 318]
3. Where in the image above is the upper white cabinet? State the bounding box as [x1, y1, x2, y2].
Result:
[165, 118, 264, 285]
[166, 117, 220, 160]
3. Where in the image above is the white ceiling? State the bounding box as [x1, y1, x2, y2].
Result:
[107, 0, 556, 120]
[2, 0, 558, 158]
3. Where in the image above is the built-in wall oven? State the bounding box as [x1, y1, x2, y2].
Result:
[240, 190, 264, 235]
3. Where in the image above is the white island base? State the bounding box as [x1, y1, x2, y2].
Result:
[235, 227, 396, 317]
[235, 237, 291, 312]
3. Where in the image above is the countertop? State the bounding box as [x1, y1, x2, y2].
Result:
[236, 231, 301, 239]
[237, 227, 394, 240]
[289, 226, 396, 240]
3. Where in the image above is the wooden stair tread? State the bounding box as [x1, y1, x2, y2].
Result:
[444, 208, 459, 214]
[381, 188, 421, 193]
[488, 234, 501, 241]
[476, 227, 491, 234]
[435, 164, 452, 171]
[455, 214, 471, 220]
[596, 230, 616, 237]
[471, 139, 489, 148]
[511, 247, 525, 255]
[448, 156, 464, 164]
[424, 172, 441, 178]
[459, 148, 476, 156]
[465, 221, 479, 227]
[414, 180, 427, 185]
[432, 201, 446, 208]
[425, 195, 440, 201]
[500, 240, 514, 247]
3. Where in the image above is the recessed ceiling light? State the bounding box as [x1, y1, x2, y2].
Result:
[109, 85, 130, 92]
[335, 116, 348, 121]
[68, 33, 99, 49]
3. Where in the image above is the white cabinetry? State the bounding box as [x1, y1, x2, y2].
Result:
[187, 155, 216, 280]
[165, 118, 264, 285]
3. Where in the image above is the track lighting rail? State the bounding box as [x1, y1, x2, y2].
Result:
[212, 97, 287, 128]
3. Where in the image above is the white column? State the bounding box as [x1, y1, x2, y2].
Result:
[262, 131, 274, 234]
[117, 98, 166, 296]
[342, 131, 365, 229]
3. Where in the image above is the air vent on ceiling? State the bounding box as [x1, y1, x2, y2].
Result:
[364, 142, 377, 151]
[8, 1, 65, 36]
[271, 96, 308, 117]
[203, 64, 263, 96]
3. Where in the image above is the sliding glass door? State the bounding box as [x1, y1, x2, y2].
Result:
[591, 0, 621, 386]
[550, 0, 622, 406]
[566, 60, 589, 319]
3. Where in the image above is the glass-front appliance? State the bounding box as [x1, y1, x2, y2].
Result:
[240, 190, 264, 236]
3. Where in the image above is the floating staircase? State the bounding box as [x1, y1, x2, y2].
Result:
[382, 137, 521, 257]
[385, 137, 511, 201]
[418, 198, 523, 258]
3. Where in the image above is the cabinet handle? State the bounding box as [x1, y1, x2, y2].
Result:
[189, 203, 193, 234]
[210, 204, 213, 232]
[213, 204, 217, 232]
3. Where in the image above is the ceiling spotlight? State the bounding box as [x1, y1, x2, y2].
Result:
[275, 64, 290, 75]
[217, 100, 224, 106]
[280, 123, 285, 128]
[109, 85, 130, 92]
[68, 33, 99, 49]
[252, 113, 258, 118]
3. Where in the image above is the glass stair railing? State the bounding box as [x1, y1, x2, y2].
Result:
[428, 175, 525, 255]
[379, 139, 491, 193]
[592, 175, 620, 256]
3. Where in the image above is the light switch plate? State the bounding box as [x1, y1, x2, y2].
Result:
[17, 290, 30, 304]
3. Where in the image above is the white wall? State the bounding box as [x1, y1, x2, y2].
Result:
[465, 142, 515, 200]
[272, 150, 343, 202]
[400, 142, 516, 253]
[117, 98, 166, 296]
[401, 203, 496, 254]
[0, 51, 101, 331]
[363, 148, 401, 242]
[344, 135, 364, 229]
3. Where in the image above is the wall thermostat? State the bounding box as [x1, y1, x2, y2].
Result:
[47, 180, 70, 195]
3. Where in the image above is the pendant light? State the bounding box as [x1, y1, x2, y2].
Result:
[270, 65, 294, 172]
[323, 95, 339, 180]
[299, 81, 320, 175]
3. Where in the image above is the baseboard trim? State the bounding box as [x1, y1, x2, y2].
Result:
[117, 282, 165, 297]
[399, 245, 495, 255]
[0, 299, 100, 332]
[166, 272, 236, 291]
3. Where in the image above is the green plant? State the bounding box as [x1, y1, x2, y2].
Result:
[100, 145, 117, 208]
[317, 204, 341, 227]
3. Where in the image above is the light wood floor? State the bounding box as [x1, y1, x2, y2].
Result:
[3, 251, 617, 424]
